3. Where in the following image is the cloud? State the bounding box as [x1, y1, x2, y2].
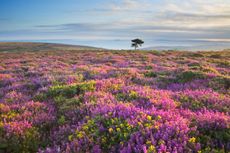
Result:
[193, 38, 230, 43]
[110, 0, 144, 11]
[156, 11, 230, 22]
[1, 0, 230, 49]
[34, 19, 230, 41]
[99, 0, 230, 30]
[7, 0, 230, 33]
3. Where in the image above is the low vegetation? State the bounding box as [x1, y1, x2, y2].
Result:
[0, 49, 229, 153]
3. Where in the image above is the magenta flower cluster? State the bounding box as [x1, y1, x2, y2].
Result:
[0, 50, 229, 153]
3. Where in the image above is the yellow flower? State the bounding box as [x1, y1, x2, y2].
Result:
[68, 135, 73, 141]
[146, 140, 152, 145]
[154, 125, 159, 130]
[116, 128, 121, 132]
[87, 119, 94, 124]
[156, 115, 162, 120]
[127, 125, 132, 130]
[112, 84, 120, 90]
[147, 115, 152, 121]
[189, 137, 196, 143]
[82, 125, 88, 131]
[102, 137, 107, 143]
[0, 122, 3, 127]
[158, 139, 165, 145]
[148, 145, 156, 152]
[109, 128, 113, 133]
[123, 132, 128, 138]
[0, 104, 5, 109]
[129, 91, 138, 98]
[76, 132, 84, 139]
[144, 123, 150, 127]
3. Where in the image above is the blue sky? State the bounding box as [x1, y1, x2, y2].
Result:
[0, 0, 230, 49]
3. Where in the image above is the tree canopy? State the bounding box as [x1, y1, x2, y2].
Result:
[131, 38, 144, 50]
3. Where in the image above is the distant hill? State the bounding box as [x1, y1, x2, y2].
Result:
[143, 44, 230, 51]
[0, 42, 103, 52]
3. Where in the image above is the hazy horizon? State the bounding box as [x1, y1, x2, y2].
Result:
[1, 0, 230, 49]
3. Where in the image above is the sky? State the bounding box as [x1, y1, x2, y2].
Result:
[0, 0, 230, 49]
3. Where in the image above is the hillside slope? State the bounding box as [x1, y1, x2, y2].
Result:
[0, 42, 103, 52]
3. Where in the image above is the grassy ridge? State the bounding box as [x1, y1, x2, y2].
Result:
[0, 42, 103, 52]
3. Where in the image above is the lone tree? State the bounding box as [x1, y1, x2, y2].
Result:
[131, 38, 144, 50]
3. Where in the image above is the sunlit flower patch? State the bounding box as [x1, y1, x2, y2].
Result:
[0, 50, 229, 152]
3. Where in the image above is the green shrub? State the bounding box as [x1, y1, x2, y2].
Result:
[197, 128, 230, 152]
[184, 53, 204, 58]
[116, 91, 139, 102]
[48, 81, 96, 98]
[188, 62, 201, 67]
[70, 115, 138, 152]
[0, 127, 40, 153]
[58, 115, 66, 125]
[144, 71, 157, 78]
[145, 66, 152, 70]
[217, 60, 230, 67]
[33, 93, 47, 101]
[209, 76, 230, 90]
[175, 71, 205, 83]
[178, 95, 205, 110]
[58, 97, 82, 113]
[53, 95, 67, 105]
[150, 50, 163, 56]
[78, 81, 96, 92]
[210, 54, 222, 58]
[48, 84, 79, 98]
[191, 53, 204, 57]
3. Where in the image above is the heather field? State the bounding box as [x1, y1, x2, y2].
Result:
[0, 50, 230, 153]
